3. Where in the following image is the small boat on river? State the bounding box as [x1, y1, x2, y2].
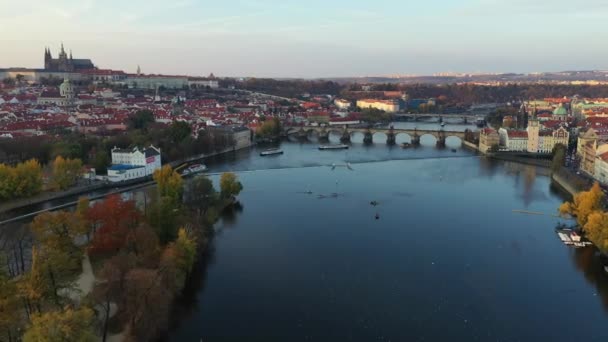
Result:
[319, 144, 349, 150]
[182, 163, 207, 176]
[402, 142, 412, 149]
[260, 148, 284, 156]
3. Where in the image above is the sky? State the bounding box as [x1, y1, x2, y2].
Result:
[1, 0, 607, 78]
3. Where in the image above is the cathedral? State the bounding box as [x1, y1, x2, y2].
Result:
[44, 43, 95, 72]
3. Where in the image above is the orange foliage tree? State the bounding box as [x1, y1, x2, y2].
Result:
[87, 194, 142, 256]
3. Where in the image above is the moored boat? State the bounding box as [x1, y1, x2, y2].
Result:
[182, 163, 207, 176]
[319, 144, 349, 150]
[260, 148, 284, 156]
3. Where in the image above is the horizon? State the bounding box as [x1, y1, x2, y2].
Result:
[1, 0, 608, 78]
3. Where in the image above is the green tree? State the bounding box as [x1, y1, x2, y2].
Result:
[51, 156, 83, 191]
[127, 110, 155, 131]
[183, 175, 216, 217]
[23, 307, 96, 342]
[169, 121, 192, 144]
[220, 172, 243, 199]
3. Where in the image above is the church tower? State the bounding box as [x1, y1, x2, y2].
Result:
[526, 105, 540, 153]
[44, 47, 52, 69]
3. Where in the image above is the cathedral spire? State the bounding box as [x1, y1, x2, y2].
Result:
[61, 42, 65, 54]
[69, 49, 73, 60]
[137, 65, 141, 75]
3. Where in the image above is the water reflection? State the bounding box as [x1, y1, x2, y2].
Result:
[570, 247, 608, 312]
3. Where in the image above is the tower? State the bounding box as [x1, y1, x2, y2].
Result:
[136, 65, 141, 75]
[526, 105, 540, 153]
[44, 47, 52, 69]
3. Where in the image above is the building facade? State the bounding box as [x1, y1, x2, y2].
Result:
[107, 145, 162, 182]
[479, 128, 499, 153]
[207, 125, 252, 151]
[356, 99, 399, 113]
[334, 99, 352, 110]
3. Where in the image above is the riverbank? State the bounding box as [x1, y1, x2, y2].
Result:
[551, 168, 592, 196]
[0, 146, 246, 216]
[486, 152, 552, 168]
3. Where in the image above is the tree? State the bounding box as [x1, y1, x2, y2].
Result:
[0, 266, 22, 342]
[2, 77, 15, 87]
[93, 253, 136, 342]
[153, 165, 183, 203]
[559, 182, 604, 227]
[23, 307, 97, 342]
[51, 156, 83, 190]
[183, 175, 216, 216]
[149, 196, 180, 245]
[256, 117, 281, 138]
[0, 159, 43, 200]
[87, 194, 142, 256]
[127, 110, 155, 131]
[220, 172, 243, 199]
[124, 269, 171, 341]
[173, 228, 197, 280]
[30, 211, 86, 258]
[551, 143, 567, 172]
[169, 121, 192, 144]
[18, 247, 50, 314]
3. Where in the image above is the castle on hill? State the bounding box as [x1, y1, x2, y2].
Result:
[44, 43, 95, 72]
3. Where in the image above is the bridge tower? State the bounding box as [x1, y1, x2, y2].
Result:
[363, 129, 373, 144]
[436, 130, 446, 148]
[340, 127, 351, 143]
[386, 125, 396, 145]
[411, 129, 421, 146]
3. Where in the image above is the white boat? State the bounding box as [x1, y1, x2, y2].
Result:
[182, 163, 207, 176]
[260, 148, 284, 156]
[319, 144, 349, 150]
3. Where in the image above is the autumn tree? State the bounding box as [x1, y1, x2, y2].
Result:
[87, 194, 142, 256]
[30, 211, 86, 259]
[220, 172, 243, 199]
[551, 143, 567, 172]
[149, 196, 181, 245]
[559, 182, 604, 226]
[18, 247, 50, 314]
[93, 253, 136, 342]
[171, 228, 196, 279]
[0, 266, 22, 342]
[23, 306, 96, 342]
[51, 156, 83, 190]
[0, 159, 43, 200]
[124, 269, 171, 341]
[154, 165, 183, 203]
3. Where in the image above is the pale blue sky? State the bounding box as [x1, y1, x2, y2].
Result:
[1, 0, 607, 77]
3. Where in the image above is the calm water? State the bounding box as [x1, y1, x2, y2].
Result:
[169, 139, 608, 342]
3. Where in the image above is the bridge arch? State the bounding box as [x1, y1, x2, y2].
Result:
[395, 132, 412, 144]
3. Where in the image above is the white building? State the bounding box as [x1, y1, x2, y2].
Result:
[334, 99, 352, 110]
[498, 119, 568, 154]
[188, 77, 219, 89]
[107, 145, 161, 182]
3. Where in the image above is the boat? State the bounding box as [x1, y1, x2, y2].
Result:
[402, 142, 412, 149]
[440, 122, 446, 127]
[319, 144, 349, 150]
[451, 149, 457, 153]
[260, 148, 284, 156]
[182, 163, 207, 176]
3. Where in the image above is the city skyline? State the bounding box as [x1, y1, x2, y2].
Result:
[2, 0, 608, 77]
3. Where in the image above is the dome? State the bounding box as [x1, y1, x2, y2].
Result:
[553, 104, 568, 116]
[59, 78, 74, 98]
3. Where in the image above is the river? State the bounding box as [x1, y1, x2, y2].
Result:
[166, 127, 608, 341]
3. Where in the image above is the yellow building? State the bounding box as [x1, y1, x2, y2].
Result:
[479, 128, 499, 153]
[356, 99, 399, 113]
[577, 128, 599, 157]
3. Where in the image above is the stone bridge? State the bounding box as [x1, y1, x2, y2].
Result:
[285, 126, 473, 147]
